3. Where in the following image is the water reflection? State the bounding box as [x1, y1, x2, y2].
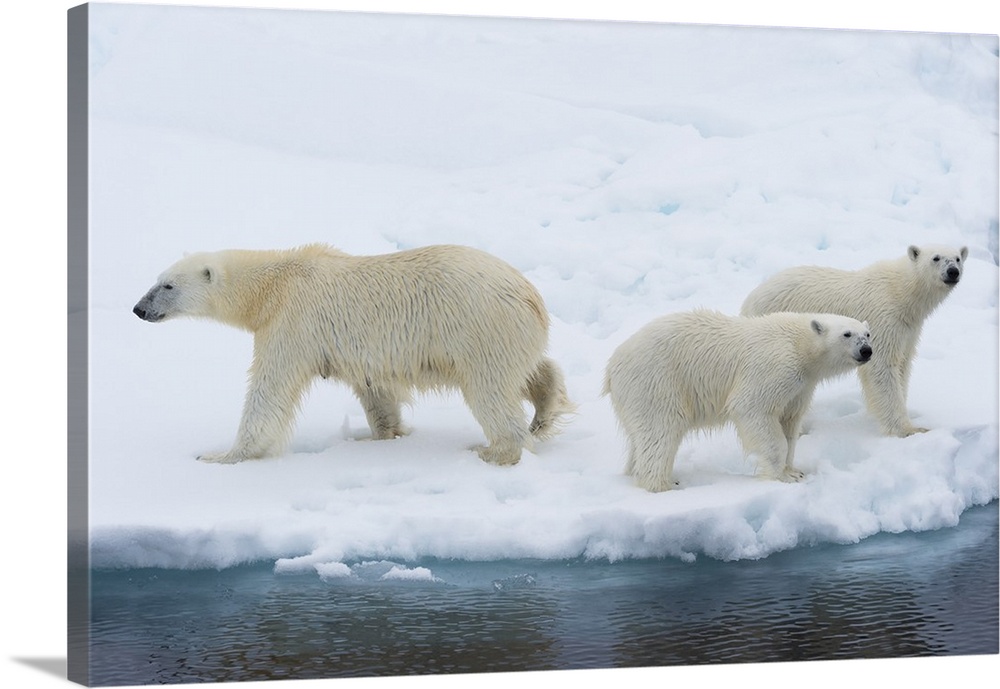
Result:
[88, 503, 998, 685]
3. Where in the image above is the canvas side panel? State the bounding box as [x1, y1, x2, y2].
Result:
[67, 3, 91, 686]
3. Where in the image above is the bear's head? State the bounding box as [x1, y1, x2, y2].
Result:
[133, 252, 220, 323]
[907, 244, 968, 288]
[810, 314, 873, 368]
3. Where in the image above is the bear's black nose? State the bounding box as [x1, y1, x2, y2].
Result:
[946, 266, 960, 280]
[133, 305, 146, 319]
[859, 345, 872, 361]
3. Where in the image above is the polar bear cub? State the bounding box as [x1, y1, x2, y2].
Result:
[604, 310, 872, 492]
[133, 244, 575, 466]
[741, 245, 967, 437]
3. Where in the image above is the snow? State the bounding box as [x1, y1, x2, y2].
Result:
[84, 3, 999, 573]
[299, 559, 442, 583]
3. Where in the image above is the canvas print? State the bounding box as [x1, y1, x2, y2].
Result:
[68, 2, 999, 686]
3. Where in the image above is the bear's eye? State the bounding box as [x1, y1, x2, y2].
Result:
[843, 331, 852, 338]
[932, 256, 941, 262]
[163, 284, 174, 290]
[956, 256, 961, 263]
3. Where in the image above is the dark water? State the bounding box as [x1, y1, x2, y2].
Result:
[87, 502, 998, 686]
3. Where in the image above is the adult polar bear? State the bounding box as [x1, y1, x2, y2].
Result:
[133, 243, 575, 466]
[741, 244, 967, 437]
[604, 310, 872, 492]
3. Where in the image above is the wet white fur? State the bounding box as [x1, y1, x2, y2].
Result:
[134, 244, 575, 465]
[741, 244, 967, 437]
[603, 310, 872, 492]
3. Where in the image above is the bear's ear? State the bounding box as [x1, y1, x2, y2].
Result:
[811, 319, 825, 335]
[960, 246, 968, 261]
[202, 266, 213, 283]
[907, 245, 920, 262]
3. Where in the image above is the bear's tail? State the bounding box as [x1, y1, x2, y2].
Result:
[525, 356, 577, 441]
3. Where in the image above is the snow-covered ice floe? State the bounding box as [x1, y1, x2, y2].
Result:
[85, 5, 998, 570]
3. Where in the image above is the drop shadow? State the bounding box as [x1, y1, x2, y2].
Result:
[12, 657, 66, 680]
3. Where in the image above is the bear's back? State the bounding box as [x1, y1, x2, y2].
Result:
[741, 260, 900, 320]
[282, 244, 550, 390]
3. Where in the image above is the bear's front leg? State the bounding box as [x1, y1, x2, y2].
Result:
[198, 450, 256, 464]
[776, 466, 806, 483]
[353, 383, 408, 440]
[735, 414, 797, 482]
[859, 360, 928, 437]
[776, 391, 812, 482]
[198, 350, 312, 463]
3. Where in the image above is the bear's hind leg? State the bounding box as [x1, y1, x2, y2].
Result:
[626, 427, 683, 492]
[354, 383, 408, 440]
[525, 357, 576, 441]
[462, 387, 530, 466]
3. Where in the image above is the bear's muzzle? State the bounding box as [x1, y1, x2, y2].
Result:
[133, 303, 164, 322]
[857, 344, 872, 363]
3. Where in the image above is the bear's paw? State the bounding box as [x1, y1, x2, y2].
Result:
[197, 451, 247, 464]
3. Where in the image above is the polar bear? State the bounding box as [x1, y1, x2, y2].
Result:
[133, 243, 575, 466]
[741, 244, 967, 437]
[603, 310, 872, 492]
